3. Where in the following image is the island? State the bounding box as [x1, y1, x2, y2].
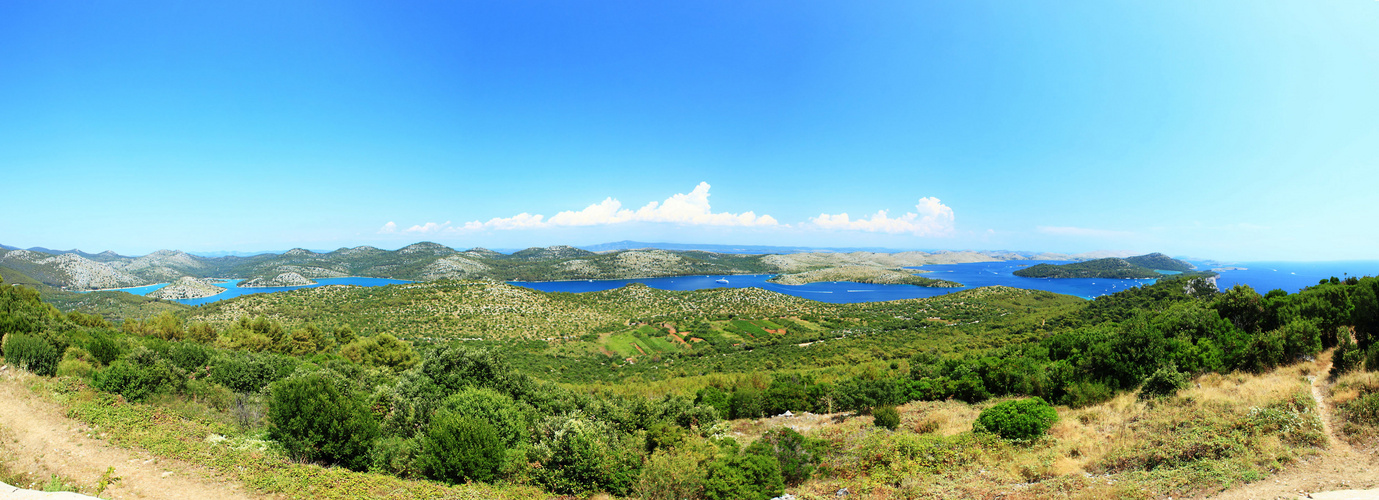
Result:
[767, 265, 963, 287]
[146, 276, 225, 300]
[238, 272, 317, 288]
[1013, 253, 1211, 279]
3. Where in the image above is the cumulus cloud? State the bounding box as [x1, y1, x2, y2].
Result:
[462, 182, 779, 231]
[810, 197, 955, 236]
[405, 221, 452, 233]
[1036, 226, 1135, 238]
[378, 221, 398, 234]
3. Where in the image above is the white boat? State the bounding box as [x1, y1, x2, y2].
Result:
[716, 278, 729, 284]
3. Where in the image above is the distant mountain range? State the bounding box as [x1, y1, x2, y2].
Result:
[0, 241, 1151, 291]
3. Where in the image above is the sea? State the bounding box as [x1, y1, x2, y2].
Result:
[104, 260, 1379, 305]
[98, 277, 412, 306]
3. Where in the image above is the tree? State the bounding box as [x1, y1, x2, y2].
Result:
[417, 412, 504, 484]
[267, 372, 379, 470]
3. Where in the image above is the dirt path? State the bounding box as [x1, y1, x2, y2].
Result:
[1210, 350, 1379, 500]
[0, 370, 257, 500]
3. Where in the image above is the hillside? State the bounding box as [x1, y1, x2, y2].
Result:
[767, 265, 962, 287]
[2, 242, 1091, 290]
[1012, 253, 1202, 279]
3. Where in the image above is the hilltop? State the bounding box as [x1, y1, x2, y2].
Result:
[1013, 253, 1203, 279]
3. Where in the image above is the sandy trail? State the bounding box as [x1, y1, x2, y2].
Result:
[1210, 350, 1379, 500]
[0, 370, 256, 500]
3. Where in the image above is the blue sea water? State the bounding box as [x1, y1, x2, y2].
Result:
[511, 261, 1159, 303]
[1209, 261, 1379, 294]
[100, 260, 1379, 306]
[513, 260, 1379, 304]
[99, 277, 413, 306]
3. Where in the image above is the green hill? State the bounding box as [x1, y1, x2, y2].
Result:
[1012, 253, 1201, 279]
[1123, 252, 1195, 272]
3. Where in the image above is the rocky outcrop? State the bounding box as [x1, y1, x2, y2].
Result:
[419, 255, 491, 280]
[0, 251, 145, 290]
[238, 272, 316, 288]
[147, 277, 225, 300]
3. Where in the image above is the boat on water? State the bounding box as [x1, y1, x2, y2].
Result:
[716, 278, 729, 284]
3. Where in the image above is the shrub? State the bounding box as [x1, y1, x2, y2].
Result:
[92, 359, 182, 402]
[438, 387, 531, 447]
[703, 453, 783, 500]
[636, 438, 715, 500]
[417, 412, 505, 484]
[694, 386, 731, 419]
[872, 405, 901, 431]
[267, 372, 379, 470]
[1140, 365, 1189, 398]
[368, 436, 421, 478]
[86, 335, 121, 366]
[167, 341, 212, 372]
[1366, 344, 1379, 372]
[975, 397, 1059, 442]
[1333, 334, 1363, 379]
[529, 413, 642, 496]
[1343, 392, 1379, 427]
[210, 351, 298, 393]
[3, 333, 58, 376]
[56, 358, 94, 378]
[744, 427, 824, 486]
[1063, 381, 1114, 408]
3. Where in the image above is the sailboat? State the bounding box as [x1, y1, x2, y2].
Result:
[716, 278, 729, 284]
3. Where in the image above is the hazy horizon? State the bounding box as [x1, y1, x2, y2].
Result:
[3, 2, 1376, 261]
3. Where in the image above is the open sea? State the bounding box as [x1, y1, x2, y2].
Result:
[104, 260, 1379, 305]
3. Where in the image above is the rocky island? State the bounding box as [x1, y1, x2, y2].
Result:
[146, 276, 225, 300]
[238, 272, 317, 288]
[768, 265, 963, 287]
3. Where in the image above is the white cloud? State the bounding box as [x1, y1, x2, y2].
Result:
[406, 221, 452, 233]
[810, 197, 955, 236]
[462, 182, 779, 231]
[1036, 226, 1135, 238]
[378, 221, 398, 234]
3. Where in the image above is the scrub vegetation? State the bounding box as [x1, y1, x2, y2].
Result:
[3, 270, 1378, 498]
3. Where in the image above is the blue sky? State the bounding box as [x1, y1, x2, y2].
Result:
[2, 1, 1376, 261]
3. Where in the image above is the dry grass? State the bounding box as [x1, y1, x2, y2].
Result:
[715, 361, 1326, 500]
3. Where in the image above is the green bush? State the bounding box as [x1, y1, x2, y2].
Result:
[1332, 334, 1363, 379]
[744, 427, 824, 486]
[86, 335, 121, 366]
[1140, 365, 1189, 398]
[167, 341, 212, 372]
[267, 372, 379, 470]
[1366, 344, 1379, 372]
[703, 453, 783, 500]
[92, 359, 181, 402]
[2, 333, 58, 376]
[529, 413, 642, 496]
[438, 387, 531, 447]
[872, 405, 900, 431]
[1342, 392, 1379, 427]
[1063, 380, 1114, 408]
[210, 351, 298, 393]
[417, 412, 505, 484]
[974, 397, 1059, 442]
[368, 436, 421, 478]
[635, 439, 715, 500]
